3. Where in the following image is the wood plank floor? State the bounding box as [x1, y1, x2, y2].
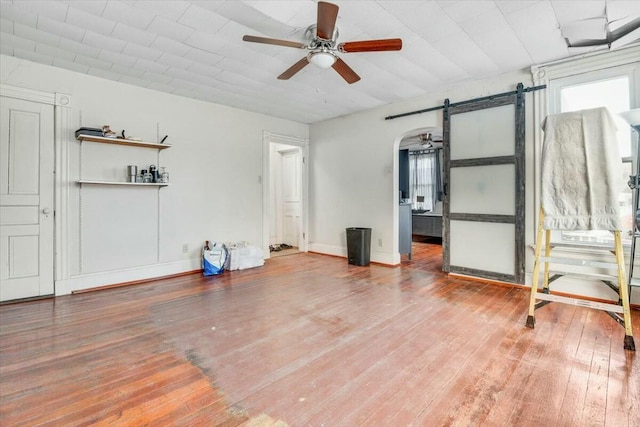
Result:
[1, 241, 639, 426]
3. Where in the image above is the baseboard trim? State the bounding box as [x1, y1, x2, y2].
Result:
[57, 258, 203, 295]
[0, 294, 55, 306]
[71, 269, 202, 294]
[449, 273, 524, 289]
[307, 242, 397, 266]
[449, 272, 640, 310]
[306, 250, 396, 267]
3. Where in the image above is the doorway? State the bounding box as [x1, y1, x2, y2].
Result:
[262, 132, 309, 259]
[271, 144, 302, 257]
[397, 127, 444, 265]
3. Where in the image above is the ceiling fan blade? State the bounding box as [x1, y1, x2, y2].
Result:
[339, 38, 403, 53]
[332, 58, 360, 84]
[242, 35, 306, 49]
[609, 17, 640, 48]
[565, 38, 608, 48]
[560, 17, 607, 40]
[317, 1, 339, 40]
[278, 57, 310, 80]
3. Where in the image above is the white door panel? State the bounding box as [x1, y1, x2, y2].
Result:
[450, 164, 516, 215]
[283, 152, 300, 201]
[450, 221, 515, 275]
[0, 96, 54, 301]
[450, 104, 516, 160]
[1, 205, 39, 225]
[8, 235, 40, 277]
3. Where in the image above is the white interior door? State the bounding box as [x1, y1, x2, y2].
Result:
[281, 148, 301, 247]
[0, 96, 54, 301]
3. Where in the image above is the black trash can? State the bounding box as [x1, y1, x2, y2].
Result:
[346, 227, 371, 266]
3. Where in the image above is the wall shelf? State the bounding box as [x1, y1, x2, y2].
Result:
[76, 134, 172, 150]
[77, 180, 169, 187]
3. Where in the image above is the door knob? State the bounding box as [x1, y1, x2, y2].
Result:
[42, 208, 51, 215]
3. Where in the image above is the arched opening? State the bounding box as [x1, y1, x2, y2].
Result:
[395, 126, 444, 265]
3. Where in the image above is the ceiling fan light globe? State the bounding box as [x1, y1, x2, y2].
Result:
[308, 51, 336, 68]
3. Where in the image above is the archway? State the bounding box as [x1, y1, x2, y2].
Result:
[395, 126, 444, 264]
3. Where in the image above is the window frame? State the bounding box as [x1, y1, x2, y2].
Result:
[531, 47, 640, 249]
[547, 67, 636, 246]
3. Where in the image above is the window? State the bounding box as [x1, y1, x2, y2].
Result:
[409, 150, 441, 211]
[549, 67, 637, 245]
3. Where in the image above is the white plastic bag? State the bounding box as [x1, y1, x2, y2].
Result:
[227, 241, 264, 271]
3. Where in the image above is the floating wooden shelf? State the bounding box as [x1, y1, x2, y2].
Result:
[76, 134, 172, 150]
[77, 180, 169, 187]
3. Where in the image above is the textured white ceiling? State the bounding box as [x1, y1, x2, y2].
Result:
[1, 0, 639, 124]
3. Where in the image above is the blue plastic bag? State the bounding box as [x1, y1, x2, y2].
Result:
[203, 241, 228, 276]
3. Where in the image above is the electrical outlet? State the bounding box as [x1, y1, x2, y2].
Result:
[378, 238, 383, 247]
[182, 244, 189, 253]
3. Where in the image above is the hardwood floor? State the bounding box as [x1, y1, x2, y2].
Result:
[1, 241, 638, 426]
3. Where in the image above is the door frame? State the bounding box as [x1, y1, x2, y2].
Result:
[262, 131, 309, 258]
[0, 84, 73, 295]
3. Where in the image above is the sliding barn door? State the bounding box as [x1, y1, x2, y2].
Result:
[443, 87, 525, 284]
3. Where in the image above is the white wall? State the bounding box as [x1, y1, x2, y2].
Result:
[0, 55, 308, 294]
[308, 69, 536, 266]
[3, 52, 637, 305]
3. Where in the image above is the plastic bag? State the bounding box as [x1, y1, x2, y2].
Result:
[202, 241, 228, 276]
[227, 241, 265, 271]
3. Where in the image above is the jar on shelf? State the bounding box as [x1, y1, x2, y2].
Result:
[141, 169, 152, 183]
[158, 167, 169, 183]
[149, 164, 158, 183]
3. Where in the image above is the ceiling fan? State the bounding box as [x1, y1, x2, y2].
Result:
[402, 133, 443, 149]
[242, 1, 402, 84]
[415, 134, 434, 146]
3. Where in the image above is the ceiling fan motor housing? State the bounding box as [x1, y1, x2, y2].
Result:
[305, 24, 339, 47]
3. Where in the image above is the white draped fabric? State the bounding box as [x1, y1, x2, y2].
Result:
[541, 107, 623, 230]
[409, 151, 438, 211]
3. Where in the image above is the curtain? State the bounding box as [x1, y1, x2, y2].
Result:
[409, 150, 439, 211]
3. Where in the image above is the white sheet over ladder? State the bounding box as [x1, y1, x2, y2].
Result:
[541, 107, 623, 231]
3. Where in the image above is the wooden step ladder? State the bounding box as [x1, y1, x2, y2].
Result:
[525, 208, 636, 351]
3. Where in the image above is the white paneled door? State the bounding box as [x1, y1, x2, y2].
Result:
[281, 148, 301, 247]
[0, 96, 54, 301]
